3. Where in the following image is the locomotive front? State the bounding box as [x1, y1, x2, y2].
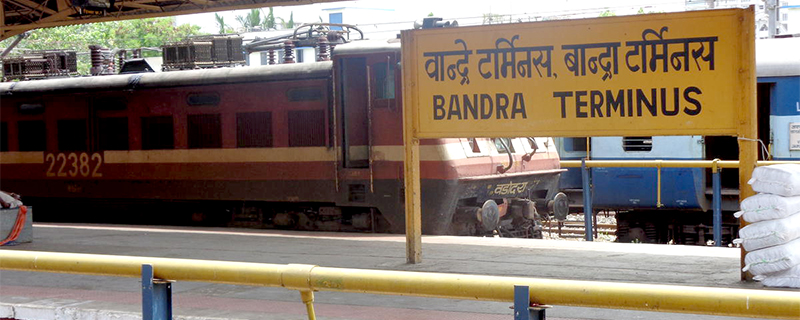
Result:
[332, 39, 566, 236]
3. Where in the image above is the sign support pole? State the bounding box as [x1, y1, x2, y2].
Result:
[403, 138, 422, 264]
[402, 31, 422, 264]
[737, 7, 757, 281]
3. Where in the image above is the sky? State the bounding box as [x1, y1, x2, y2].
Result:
[175, 0, 689, 36]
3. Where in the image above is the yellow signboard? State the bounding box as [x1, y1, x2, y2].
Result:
[401, 8, 754, 138]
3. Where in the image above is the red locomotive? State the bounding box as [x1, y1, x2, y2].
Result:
[0, 29, 566, 237]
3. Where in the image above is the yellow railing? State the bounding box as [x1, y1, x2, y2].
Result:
[561, 159, 800, 168]
[559, 159, 800, 208]
[2, 250, 800, 319]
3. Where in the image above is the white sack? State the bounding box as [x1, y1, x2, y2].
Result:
[735, 212, 800, 251]
[748, 164, 800, 196]
[0, 191, 22, 209]
[743, 237, 800, 275]
[754, 265, 800, 288]
[734, 193, 800, 223]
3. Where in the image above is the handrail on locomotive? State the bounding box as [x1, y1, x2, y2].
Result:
[245, 23, 364, 54]
[522, 137, 539, 162]
[292, 23, 365, 42]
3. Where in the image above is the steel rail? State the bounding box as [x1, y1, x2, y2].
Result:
[2, 250, 800, 319]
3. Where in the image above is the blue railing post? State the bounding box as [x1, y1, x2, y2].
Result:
[142, 264, 173, 320]
[712, 161, 722, 247]
[514, 285, 546, 320]
[582, 159, 594, 241]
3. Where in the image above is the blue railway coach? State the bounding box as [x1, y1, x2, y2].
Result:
[557, 37, 800, 245]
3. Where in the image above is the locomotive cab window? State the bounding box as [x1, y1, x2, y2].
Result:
[373, 61, 395, 101]
[141, 116, 174, 150]
[494, 138, 515, 154]
[57, 119, 88, 151]
[460, 138, 489, 158]
[18, 120, 46, 151]
[469, 138, 481, 153]
[188, 114, 222, 149]
[99, 117, 129, 150]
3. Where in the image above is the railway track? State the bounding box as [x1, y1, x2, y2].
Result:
[543, 213, 618, 239]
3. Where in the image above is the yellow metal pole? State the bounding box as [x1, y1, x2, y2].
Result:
[401, 30, 422, 264]
[737, 7, 758, 281]
[300, 290, 316, 320]
[2, 250, 800, 319]
[656, 160, 663, 208]
[585, 137, 590, 160]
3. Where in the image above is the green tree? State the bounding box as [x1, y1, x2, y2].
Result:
[236, 9, 263, 32]
[278, 11, 296, 29]
[262, 7, 277, 30]
[1, 17, 202, 74]
[215, 13, 234, 34]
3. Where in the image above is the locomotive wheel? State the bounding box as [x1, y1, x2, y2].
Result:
[548, 192, 569, 221]
[479, 200, 500, 232]
[627, 227, 647, 243]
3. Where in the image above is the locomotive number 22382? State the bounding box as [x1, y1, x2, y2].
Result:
[45, 152, 103, 178]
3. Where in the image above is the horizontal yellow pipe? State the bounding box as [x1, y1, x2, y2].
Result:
[560, 160, 800, 169]
[2, 250, 800, 319]
[0, 250, 285, 286]
[309, 268, 800, 318]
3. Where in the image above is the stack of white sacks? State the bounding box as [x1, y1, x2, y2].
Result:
[737, 164, 800, 288]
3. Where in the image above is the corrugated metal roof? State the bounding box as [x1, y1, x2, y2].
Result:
[1, 0, 342, 41]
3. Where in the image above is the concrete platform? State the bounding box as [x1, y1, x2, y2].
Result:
[0, 223, 790, 320]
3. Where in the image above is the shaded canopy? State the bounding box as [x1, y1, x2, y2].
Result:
[0, 0, 342, 41]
